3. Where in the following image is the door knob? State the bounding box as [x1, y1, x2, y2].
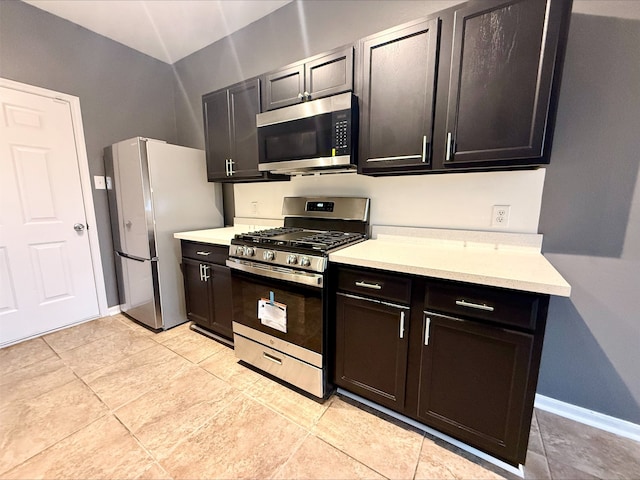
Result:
[74, 223, 85, 232]
[125, 220, 132, 229]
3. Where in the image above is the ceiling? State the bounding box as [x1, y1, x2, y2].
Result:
[23, 0, 293, 64]
[22, 0, 640, 65]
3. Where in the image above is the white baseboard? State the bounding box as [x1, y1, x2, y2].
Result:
[535, 394, 640, 442]
[108, 306, 121, 316]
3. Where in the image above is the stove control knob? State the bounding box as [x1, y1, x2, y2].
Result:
[244, 247, 255, 257]
[300, 256, 311, 267]
[263, 250, 275, 261]
[286, 254, 298, 265]
[235, 246, 244, 256]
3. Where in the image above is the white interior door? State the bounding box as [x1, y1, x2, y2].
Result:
[0, 86, 100, 346]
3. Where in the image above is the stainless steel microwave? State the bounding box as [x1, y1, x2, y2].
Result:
[256, 92, 357, 175]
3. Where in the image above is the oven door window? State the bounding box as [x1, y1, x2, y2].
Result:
[258, 113, 332, 164]
[231, 271, 323, 354]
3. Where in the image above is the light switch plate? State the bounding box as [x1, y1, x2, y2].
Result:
[94, 175, 106, 190]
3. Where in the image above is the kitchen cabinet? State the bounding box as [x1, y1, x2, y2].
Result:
[262, 45, 354, 111]
[358, 0, 572, 176]
[332, 265, 550, 466]
[334, 267, 411, 410]
[181, 241, 233, 340]
[442, 0, 572, 167]
[358, 17, 440, 174]
[202, 77, 287, 182]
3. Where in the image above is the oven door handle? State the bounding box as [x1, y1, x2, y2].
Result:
[226, 259, 323, 288]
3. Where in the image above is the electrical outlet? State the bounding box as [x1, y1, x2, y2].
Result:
[251, 201, 258, 215]
[491, 205, 511, 227]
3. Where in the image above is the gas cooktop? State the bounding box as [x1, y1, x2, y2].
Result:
[233, 226, 365, 252]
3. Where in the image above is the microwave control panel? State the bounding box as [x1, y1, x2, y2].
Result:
[332, 109, 351, 156]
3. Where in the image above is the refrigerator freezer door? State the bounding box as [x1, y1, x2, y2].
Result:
[111, 138, 156, 260]
[115, 252, 162, 329]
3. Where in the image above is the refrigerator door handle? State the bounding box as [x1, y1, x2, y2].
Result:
[116, 251, 157, 263]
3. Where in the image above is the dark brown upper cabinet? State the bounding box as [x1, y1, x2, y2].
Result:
[358, 17, 440, 175]
[262, 45, 354, 111]
[441, 0, 572, 168]
[203, 77, 288, 183]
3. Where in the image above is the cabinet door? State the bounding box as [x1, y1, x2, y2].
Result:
[263, 63, 305, 111]
[228, 78, 262, 180]
[417, 311, 534, 465]
[443, 0, 568, 166]
[305, 46, 353, 101]
[335, 293, 410, 410]
[209, 264, 233, 339]
[182, 258, 213, 329]
[203, 89, 231, 181]
[359, 18, 439, 174]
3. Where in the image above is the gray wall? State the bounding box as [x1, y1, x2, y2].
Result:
[0, 0, 177, 307]
[537, 14, 640, 424]
[173, 1, 640, 424]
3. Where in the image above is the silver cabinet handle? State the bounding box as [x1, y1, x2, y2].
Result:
[455, 299, 494, 312]
[424, 316, 431, 345]
[421, 135, 427, 163]
[224, 159, 229, 176]
[196, 251, 211, 256]
[199, 263, 204, 281]
[73, 223, 85, 232]
[399, 311, 405, 339]
[202, 265, 210, 281]
[355, 281, 382, 290]
[263, 352, 282, 365]
[446, 132, 453, 161]
[367, 155, 421, 162]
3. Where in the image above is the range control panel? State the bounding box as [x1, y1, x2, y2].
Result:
[306, 201, 335, 212]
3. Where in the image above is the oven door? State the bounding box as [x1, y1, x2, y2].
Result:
[228, 264, 324, 356]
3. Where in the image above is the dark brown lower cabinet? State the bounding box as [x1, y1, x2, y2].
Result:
[332, 265, 549, 466]
[416, 311, 534, 464]
[334, 292, 410, 410]
[181, 241, 233, 341]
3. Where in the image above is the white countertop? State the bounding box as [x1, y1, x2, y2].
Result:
[329, 227, 571, 297]
[173, 218, 284, 245]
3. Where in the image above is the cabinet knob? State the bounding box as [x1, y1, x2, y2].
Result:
[304, 91, 311, 100]
[297, 93, 304, 100]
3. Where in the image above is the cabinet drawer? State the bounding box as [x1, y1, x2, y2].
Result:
[181, 241, 228, 265]
[337, 267, 411, 304]
[425, 281, 541, 331]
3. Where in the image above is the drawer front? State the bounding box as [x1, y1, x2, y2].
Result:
[233, 333, 324, 398]
[425, 281, 540, 331]
[337, 267, 411, 304]
[181, 241, 228, 265]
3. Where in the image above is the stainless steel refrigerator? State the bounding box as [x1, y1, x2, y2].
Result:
[105, 137, 222, 330]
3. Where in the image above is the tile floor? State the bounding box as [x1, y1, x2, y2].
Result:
[1, 315, 638, 479]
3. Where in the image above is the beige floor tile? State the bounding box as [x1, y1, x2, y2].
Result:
[57, 328, 157, 377]
[151, 322, 193, 344]
[114, 314, 157, 337]
[43, 316, 132, 353]
[523, 450, 551, 480]
[0, 337, 56, 374]
[272, 434, 385, 479]
[312, 397, 423, 480]
[537, 409, 640, 479]
[116, 365, 240, 459]
[199, 345, 262, 390]
[0, 378, 108, 474]
[527, 410, 545, 456]
[159, 394, 307, 479]
[159, 329, 226, 363]
[0, 356, 76, 409]
[3, 415, 155, 480]
[416, 436, 509, 480]
[83, 343, 192, 409]
[244, 375, 331, 430]
[135, 462, 173, 480]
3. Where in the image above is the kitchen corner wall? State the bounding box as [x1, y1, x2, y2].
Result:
[173, 1, 640, 425]
[1, 0, 180, 307]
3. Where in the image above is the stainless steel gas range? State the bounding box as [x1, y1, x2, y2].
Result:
[226, 196, 370, 399]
